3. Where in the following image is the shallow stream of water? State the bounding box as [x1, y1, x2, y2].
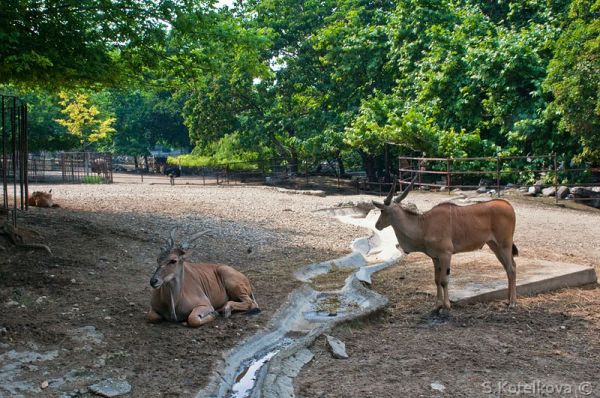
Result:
[197, 207, 401, 398]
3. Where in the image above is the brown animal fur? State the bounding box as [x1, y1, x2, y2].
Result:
[373, 178, 518, 311]
[148, 230, 259, 327]
[28, 190, 59, 208]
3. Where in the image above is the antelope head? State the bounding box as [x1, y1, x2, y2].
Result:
[372, 176, 417, 230]
[150, 228, 209, 288]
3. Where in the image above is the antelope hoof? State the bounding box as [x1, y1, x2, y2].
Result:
[245, 307, 261, 316]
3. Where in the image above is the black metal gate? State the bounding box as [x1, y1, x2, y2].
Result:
[1, 95, 28, 226]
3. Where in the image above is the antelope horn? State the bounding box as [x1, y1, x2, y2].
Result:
[383, 177, 397, 206]
[181, 229, 210, 250]
[161, 227, 177, 253]
[393, 175, 418, 203]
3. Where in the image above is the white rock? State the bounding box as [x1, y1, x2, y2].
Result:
[325, 335, 348, 359]
[431, 382, 446, 392]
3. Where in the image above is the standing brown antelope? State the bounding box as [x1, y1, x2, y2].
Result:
[148, 229, 260, 327]
[373, 177, 518, 311]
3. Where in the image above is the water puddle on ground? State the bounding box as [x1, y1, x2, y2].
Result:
[230, 349, 280, 398]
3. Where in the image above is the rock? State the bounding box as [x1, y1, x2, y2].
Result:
[557, 186, 570, 199]
[571, 187, 600, 208]
[542, 186, 556, 197]
[35, 296, 47, 305]
[476, 186, 487, 194]
[40, 380, 49, 389]
[325, 335, 348, 359]
[529, 185, 541, 195]
[88, 379, 131, 397]
[5, 300, 19, 307]
[431, 382, 446, 392]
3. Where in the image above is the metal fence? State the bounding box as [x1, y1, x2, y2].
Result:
[28, 152, 113, 184]
[1, 95, 28, 226]
[398, 155, 600, 205]
[160, 158, 348, 188]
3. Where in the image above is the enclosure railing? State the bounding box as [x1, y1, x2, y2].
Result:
[28, 152, 113, 184]
[119, 157, 353, 190]
[398, 155, 600, 205]
[1, 95, 28, 226]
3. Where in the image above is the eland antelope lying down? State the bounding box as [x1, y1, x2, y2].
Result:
[28, 190, 59, 208]
[373, 177, 518, 311]
[148, 229, 260, 327]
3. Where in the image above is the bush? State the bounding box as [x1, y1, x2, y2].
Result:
[83, 175, 103, 184]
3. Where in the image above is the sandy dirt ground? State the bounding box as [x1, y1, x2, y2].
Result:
[1, 180, 599, 397]
[297, 193, 600, 398]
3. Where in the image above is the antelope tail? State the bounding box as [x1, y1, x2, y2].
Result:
[512, 243, 519, 257]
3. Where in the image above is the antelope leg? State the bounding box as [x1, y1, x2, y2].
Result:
[487, 240, 517, 307]
[147, 308, 164, 323]
[217, 294, 259, 318]
[432, 258, 444, 310]
[187, 305, 217, 328]
[439, 255, 452, 310]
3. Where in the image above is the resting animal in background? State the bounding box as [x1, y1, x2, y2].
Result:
[27, 190, 60, 208]
[148, 229, 260, 327]
[373, 177, 518, 311]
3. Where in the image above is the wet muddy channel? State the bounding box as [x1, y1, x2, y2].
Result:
[196, 208, 401, 398]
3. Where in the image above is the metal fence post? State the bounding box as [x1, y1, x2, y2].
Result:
[446, 158, 451, 194]
[496, 156, 500, 196]
[553, 153, 558, 205]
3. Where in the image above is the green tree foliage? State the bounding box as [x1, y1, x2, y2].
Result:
[544, 0, 600, 163]
[3, 0, 599, 174]
[0, 0, 191, 88]
[105, 90, 189, 156]
[55, 92, 116, 150]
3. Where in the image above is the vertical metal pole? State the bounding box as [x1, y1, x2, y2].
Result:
[496, 156, 500, 197]
[2, 96, 7, 211]
[554, 153, 558, 205]
[18, 101, 24, 210]
[12, 98, 17, 226]
[384, 143, 389, 181]
[23, 104, 27, 206]
[306, 161, 310, 187]
[446, 158, 451, 194]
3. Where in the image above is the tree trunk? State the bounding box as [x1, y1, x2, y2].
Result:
[336, 154, 346, 177]
[134, 156, 139, 169]
[289, 148, 299, 174]
[143, 155, 149, 172]
[359, 150, 378, 182]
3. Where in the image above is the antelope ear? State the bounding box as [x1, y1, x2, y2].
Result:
[372, 201, 386, 210]
[181, 249, 193, 259]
